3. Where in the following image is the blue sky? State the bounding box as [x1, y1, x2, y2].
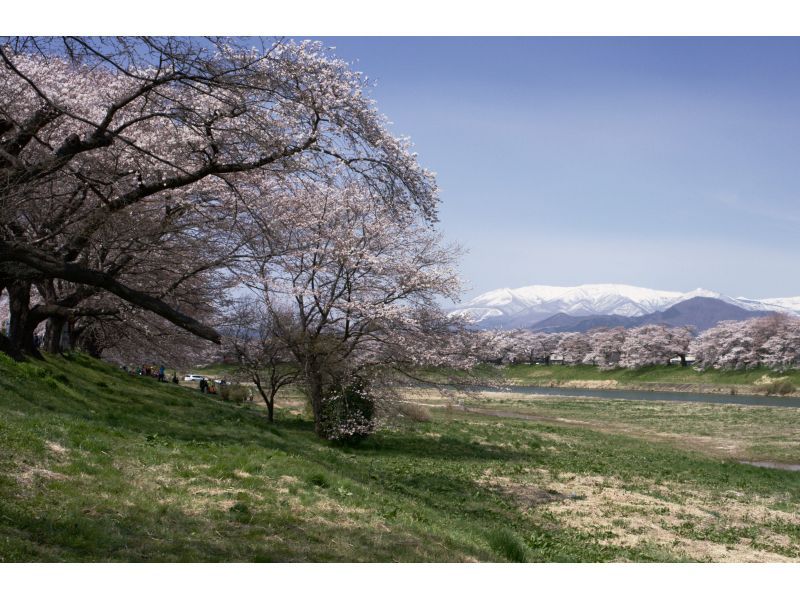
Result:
[313, 37, 800, 300]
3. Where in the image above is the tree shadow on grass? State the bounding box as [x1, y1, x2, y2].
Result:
[0, 482, 488, 562]
[354, 432, 535, 463]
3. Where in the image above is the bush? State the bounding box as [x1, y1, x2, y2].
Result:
[318, 378, 377, 443]
[219, 384, 250, 404]
[398, 402, 432, 422]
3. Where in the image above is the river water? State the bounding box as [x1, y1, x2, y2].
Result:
[481, 385, 800, 409]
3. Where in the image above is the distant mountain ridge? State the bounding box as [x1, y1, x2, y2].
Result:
[450, 283, 800, 331]
[530, 297, 776, 333]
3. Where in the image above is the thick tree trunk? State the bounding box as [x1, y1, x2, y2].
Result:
[67, 322, 82, 352]
[44, 316, 67, 353]
[22, 315, 42, 357]
[6, 281, 40, 358]
[7, 281, 30, 352]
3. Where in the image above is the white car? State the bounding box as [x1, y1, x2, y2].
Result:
[183, 374, 206, 382]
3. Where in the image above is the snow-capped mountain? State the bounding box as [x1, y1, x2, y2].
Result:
[742, 296, 800, 314]
[450, 283, 800, 329]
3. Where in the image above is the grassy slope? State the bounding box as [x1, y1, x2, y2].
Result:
[1, 354, 799, 562]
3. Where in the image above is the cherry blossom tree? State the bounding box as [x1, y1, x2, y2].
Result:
[691, 314, 799, 370]
[0, 36, 438, 359]
[473, 329, 518, 364]
[583, 327, 626, 369]
[760, 317, 800, 370]
[501, 330, 561, 365]
[229, 182, 476, 438]
[556, 332, 591, 365]
[620, 324, 693, 368]
[225, 299, 298, 423]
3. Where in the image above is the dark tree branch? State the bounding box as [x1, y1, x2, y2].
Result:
[0, 240, 221, 343]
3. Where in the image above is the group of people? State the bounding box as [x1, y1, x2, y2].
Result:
[199, 377, 224, 394]
[118, 363, 233, 394]
[122, 364, 178, 384]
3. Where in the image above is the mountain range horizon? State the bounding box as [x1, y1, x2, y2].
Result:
[450, 283, 800, 332]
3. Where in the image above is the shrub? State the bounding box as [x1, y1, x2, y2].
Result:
[220, 384, 249, 404]
[318, 379, 377, 443]
[398, 402, 432, 422]
[487, 528, 528, 562]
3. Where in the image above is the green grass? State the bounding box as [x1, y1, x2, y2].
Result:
[486, 528, 529, 562]
[1, 353, 799, 562]
[448, 389, 800, 463]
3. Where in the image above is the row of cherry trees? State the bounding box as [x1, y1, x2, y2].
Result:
[0, 36, 484, 439]
[476, 325, 693, 369]
[475, 314, 800, 371]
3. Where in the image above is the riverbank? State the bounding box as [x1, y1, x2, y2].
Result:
[405, 386, 800, 465]
[192, 363, 800, 398]
[502, 364, 800, 397]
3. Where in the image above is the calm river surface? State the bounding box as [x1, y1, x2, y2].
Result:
[482, 385, 800, 409]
